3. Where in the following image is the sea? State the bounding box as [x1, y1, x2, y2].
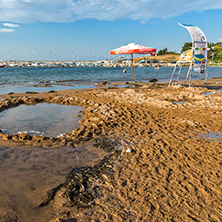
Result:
[0, 66, 222, 95]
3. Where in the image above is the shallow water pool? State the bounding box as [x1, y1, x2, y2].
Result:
[0, 103, 83, 137]
[0, 142, 107, 221]
[201, 131, 222, 142]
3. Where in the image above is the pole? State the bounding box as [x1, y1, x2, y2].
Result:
[206, 62, 208, 86]
[131, 53, 133, 89]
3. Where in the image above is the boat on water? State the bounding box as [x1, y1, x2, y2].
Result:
[0, 61, 5, 68]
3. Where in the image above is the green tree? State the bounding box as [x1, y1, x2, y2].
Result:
[213, 45, 222, 61]
[181, 42, 192, 53]
[157, 47, 168, 55]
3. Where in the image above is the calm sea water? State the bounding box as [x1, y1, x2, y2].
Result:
[0, 66, 222, 94]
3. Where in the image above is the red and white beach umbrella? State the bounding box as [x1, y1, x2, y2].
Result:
[110, 43, 156, 88]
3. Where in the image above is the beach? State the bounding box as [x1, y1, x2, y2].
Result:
[0, 78, 222, 221]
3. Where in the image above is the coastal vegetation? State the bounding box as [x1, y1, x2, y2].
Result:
[210, 42, 222, 63]
[157, 47, 179, 56]
[135, 54, 180, 64]
[136, 41, 222, 65]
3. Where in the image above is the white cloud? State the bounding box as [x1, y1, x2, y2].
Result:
[3, 22, 20, 27]
[0, 28, 14, 33]
[0, 0, 221, 23]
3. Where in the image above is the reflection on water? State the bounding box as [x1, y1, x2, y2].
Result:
[202, 90, 222, 96]
[201, 131, 222, 141]
[0, 103, 84, 137]
[172, 101, 186, 104]
[0, 143, 107, 221]
[0, 84, 96, 95]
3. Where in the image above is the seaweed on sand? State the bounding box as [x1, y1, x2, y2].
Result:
[39, 136, 120, 208]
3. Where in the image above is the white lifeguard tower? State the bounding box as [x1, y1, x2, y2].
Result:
[169, 23, 208, 86]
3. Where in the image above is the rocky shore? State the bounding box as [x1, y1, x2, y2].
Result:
[0, 78, 222, 221]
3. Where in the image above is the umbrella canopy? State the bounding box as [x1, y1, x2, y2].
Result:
[110, 43, 156, 88]
[110, 43, 156, 55]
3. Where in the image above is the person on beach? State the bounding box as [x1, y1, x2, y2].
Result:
[155, 65, 160, 70]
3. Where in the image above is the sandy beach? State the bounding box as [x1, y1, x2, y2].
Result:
[0, 78, 222, 221]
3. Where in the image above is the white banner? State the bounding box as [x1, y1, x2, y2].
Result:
[179, 23, 207, 74]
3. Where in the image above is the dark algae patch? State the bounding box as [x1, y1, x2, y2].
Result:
[39, 136, 120, 209]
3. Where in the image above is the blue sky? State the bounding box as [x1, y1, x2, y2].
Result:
[0, 0, 222, 61]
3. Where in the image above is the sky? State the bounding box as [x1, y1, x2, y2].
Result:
[0, 0, 222, 61]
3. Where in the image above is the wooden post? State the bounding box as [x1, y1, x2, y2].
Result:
[131, 53, 133, 89]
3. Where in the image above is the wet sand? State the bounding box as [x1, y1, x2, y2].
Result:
[0, 143, 108, 222]
[0, 78, 222, 221]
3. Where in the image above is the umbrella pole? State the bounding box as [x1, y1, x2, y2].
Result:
[131, 53, 133, 89]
